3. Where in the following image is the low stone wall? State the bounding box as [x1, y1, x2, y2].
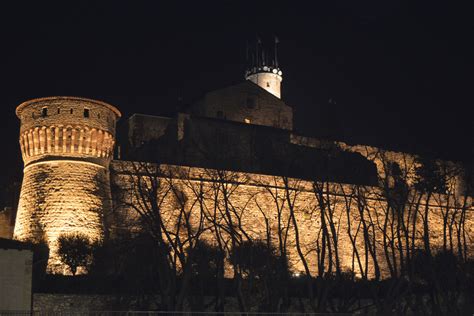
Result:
[0, 248, 32, 311]
[33, 294, 113, 312]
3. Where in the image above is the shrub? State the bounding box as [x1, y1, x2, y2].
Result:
[57, 233, 93, 275]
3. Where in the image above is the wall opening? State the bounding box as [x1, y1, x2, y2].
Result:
[84, 109, 90, 118]
[41, 107, 48, 117]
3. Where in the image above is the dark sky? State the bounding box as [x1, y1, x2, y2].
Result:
[1, 1, 473, 194]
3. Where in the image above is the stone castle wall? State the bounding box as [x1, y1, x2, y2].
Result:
[111, 161, 474, 279]
[12, 96, 473, 277]
[0, 208, 15, 239]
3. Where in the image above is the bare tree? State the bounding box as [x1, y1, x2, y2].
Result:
[112, 162, 210, 310]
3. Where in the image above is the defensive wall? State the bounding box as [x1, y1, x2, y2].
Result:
[11, 95, 474, 277]
[111, 161, 474, 279]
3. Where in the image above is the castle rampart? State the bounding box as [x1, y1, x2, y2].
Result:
[111, 161, 474, 279]
[11, 94, 474, 278]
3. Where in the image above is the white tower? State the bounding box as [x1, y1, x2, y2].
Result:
[245, 36, 283, 99]
[245, 67, 283, 99]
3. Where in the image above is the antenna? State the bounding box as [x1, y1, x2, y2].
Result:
[256, 35, 261, 67]
[245, 40, 249, 64]
[274, 35, 279, 68]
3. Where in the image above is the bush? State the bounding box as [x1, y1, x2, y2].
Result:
[57, 233, 93, 275]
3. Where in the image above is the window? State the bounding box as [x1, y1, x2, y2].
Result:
[41, 107, 48, 117]
[97, 113, 100, 119]
[244, 118, 251, 124]
[84, 109, 90, 118]
[266, 82, 270, 88]
[70, 109, 73, 114]
[57, 108, 61, 114]
[216, 110, 224, 118]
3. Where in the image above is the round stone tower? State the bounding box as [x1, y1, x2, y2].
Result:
[14, 97, 121, 272]
[245, 66, 283, 99]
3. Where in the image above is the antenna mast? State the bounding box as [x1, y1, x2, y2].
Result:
[274, 35, 279, 68]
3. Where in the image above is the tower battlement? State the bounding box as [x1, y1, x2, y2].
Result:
[17, 97, 120, 167]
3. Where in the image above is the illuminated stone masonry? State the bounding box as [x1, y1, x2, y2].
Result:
[111, 162, 474, 279]
[14, 97, 121, 272]
[12, 95, 474, 277]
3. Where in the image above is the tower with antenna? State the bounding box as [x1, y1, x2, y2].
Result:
[245, 36, 283, 99]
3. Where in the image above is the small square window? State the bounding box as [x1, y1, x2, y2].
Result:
[84, 109, 90, 118]
[41, 107, 48, 117]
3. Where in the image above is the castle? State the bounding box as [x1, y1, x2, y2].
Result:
[10, 45, 474, 277]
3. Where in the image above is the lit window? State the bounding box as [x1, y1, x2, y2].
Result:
[41, 107, 48, 117]
[84, 109, 90, 118]
[244, 118, 251, 124]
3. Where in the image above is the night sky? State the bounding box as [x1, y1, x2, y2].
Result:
[1, 1, 473, 202]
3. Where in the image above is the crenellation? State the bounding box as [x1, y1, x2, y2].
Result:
[19, 124, 116, 167]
